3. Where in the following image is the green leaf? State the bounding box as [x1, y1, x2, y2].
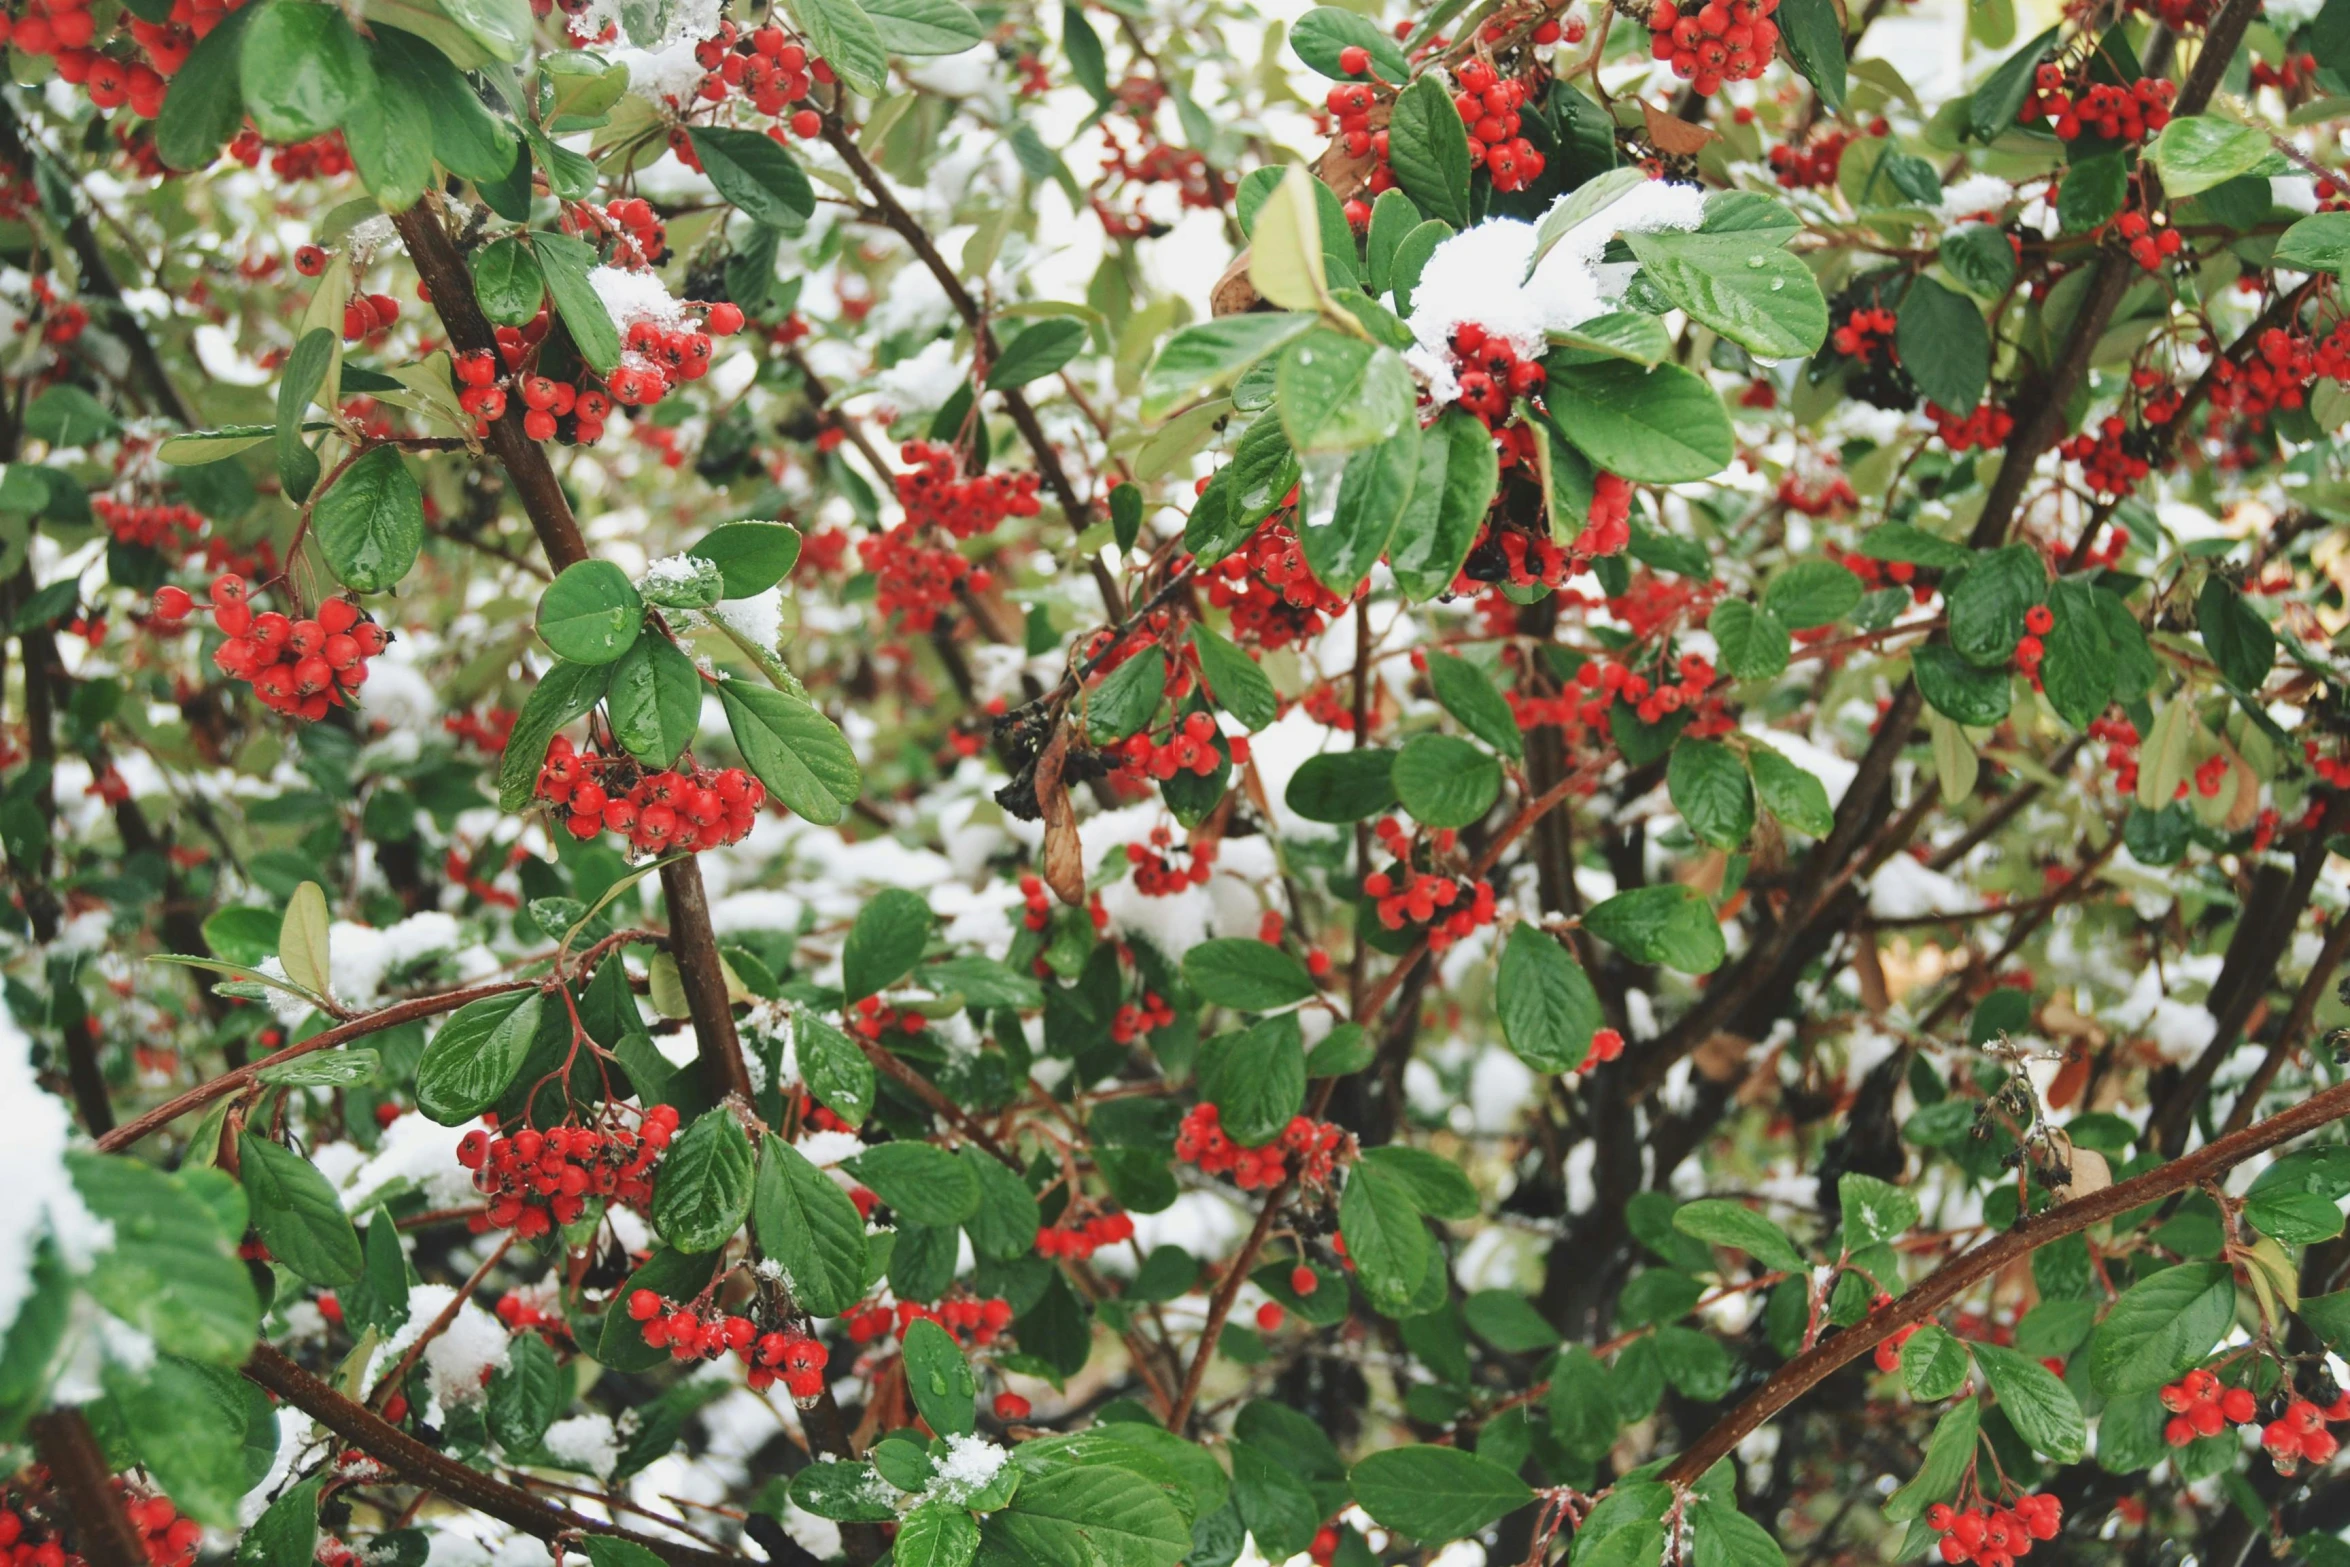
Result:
[786, 0, 889, 93]
[1674, 1200, 1805, 1273]
[1424, 653, 1522, 761]
[2276, 211, 2350, 275]
[239, 0, 371, 140]
[989, 319, 1088, 389]
[717, 681, 862, 826]
[343, 66, 434, 210]
[278, 880, 332, 1000]
[1668, 740, 1754, 850]
[1884, 1399, 1979, 1521]
[1199, 1015, 1307, 1147]
[1389, 412, 1496, 601]
[1914, 643, 2012, 726]
[1688, 1500, 1784, 1567]
[1085, 651, 1166, 744]
[595, 1249, 718, 1371]
[846, 1142, 981, 1227]
[2088, 1262, 2237, 1396]
[1548, 1347, 1620, 1460]
[155, 5, 257, 170]
[374, 26, 514, 181]
[1708, 600, 1791, 681]
[1392, 733, 1500, 829]
[1285, 748, 1398, 822]
[1143, 313, 1318, 420]
[1940, 224, 2018, 299]
[981, 1465, 1191, 1567]
[415, 990, 542, 1124]
[1182, 938, 1317, 1011]
[313, 445, 423, 593]
[1625, 224, 1828, 361]
[2040, 578, 2116, 728]
[688, 126, 815, 230]
[108, 1355, 267, 1527]
[275, 328, 334, 503]
[488, 1331, 566, 1455]
[844, 888, 932, 1001]
[1584, 886, 1725, 973]
[1947, 544, 2046, 668]
[1748, 746, 1834, 837]
[1359, 1145, 1478, 1220]
[860, 0, 983, 53]
[498, 661, 610, 811]
[1192, 625, 1279, 732]
[1289, 7, 1409, 80]
[1231, 1440, 1320, 1555]
[1775, 0, 1845, 108]
[1348, 1446, 1532, 1541]
[792, 1462, 901, 1521]
[606, 634, 703, 770]
[2197, 576, 2275, 690]
[2058, 153, 2127, 234]
[1385, 75, 1473, 228]
[69, 1154, 260, 1364]
[239, 1133, 363, 1287]
[901, 1316, 978, 1437]
[961, 1144, 1040, 1262]
[752, 1136, 869, 1316]
[237, 1477, 320, 1567]
[689, 521, 802, 598]
[653, 1108, 755, 1253]
[1973, 1341, 2085, 1462]
[1060, 0, 1108, 103]
[1338, 1159, 1430, 1315]
[798, 1013, 876, 1127]
[896, 1506, 980, 1567]
[1277, 331, 1414, 455]
[470, 236, 546, 328]
[203, 905, 280, 966]
[1895, 275, 1990, 415]
[1838, 1173, 1919, 1246]
[533, 230, 622, 375]
[1249, 165, 1329, 312]
[1900, 1325, 1971, 1400]
[1187, 413, 1298, 565]
[1495, 923, 1601, 1073]
[1543, 362, 1734, 483]
[537, 560, 643, 665]
[1763, 559, 1864, 629]
[2150, 115, 2274, 198]
[1968, 27, 2059, 142]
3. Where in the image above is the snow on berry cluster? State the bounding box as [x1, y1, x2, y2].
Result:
[626, 1287, 830, 1395]
[1127, 824, 1215, 896]
[455, 1107, 681, 1238]
[1923, 1495, 2061, 1565]
[156, 574, 387, 723]
[1647, 0, 1780, 96]
[896, 440, 1044, 539]
[449, 281, 745, 442]
[2017, 65, 2174, 142]
[1176, 1105, 1348, 1191]
[1034, 1210, 1135, 1260]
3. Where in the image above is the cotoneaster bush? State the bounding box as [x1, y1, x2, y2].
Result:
[11, 0, 2350, 1566]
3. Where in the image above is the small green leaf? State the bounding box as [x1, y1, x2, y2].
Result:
[536, 560, 643, 665]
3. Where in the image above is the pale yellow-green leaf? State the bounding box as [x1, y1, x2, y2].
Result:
[1927, 710, 1979, 804]
[2139, 697, 2194, 810]
[649, 952, 691, 1019]
[297, 256, 351, 416]
[1249, 164, 1328, 312]
[279, 882, 334, 1001]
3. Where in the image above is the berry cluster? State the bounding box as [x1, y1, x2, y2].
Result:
[1093, 113, 1228, 237]
[1450, 60, 1546, 192]
[1203, 515, 1352, 650]
[1830, 303, 1898, 363]
[1768, 130, 1853, 190]
[2089, 714, 2141, 796]
[858, 523, 988, 631]
[1116, 711, 1227, 783]
[2252, 52, 2320, 92]
[2058, 416, 2152, 498]
[847, 993, 928, 1042]
[493, 1291, 569, 1341]
[2306, 740, 2350, 790]
[2259, 1394, 2350, 1472]
[1127, 825, 1216, 895]
[226, 128, 350, 180]
[1929, 402, 2016, 453]
[1363, 818, 1498, 949]
[1570, 648, 1721, 730]
[2011, 602, 2055, 681]
[1580, 471, 1634, 556]
[454, 346, 609, 446]
[1924, 1496, 2061, 1565]
[456, 1108, 680, 1238]
[2112, 209, 2183, 273]
[161, 576, 387, 722]
[563, 197, 670, 269]
[1034, 1211, 1136, 1260]
[1648, 0, 1780, 96]
[1832, 546, 1935, 607]
[691, 24, 829, 135]
[97, 496, 203, 551]
[2209, 322, 2350, 426]
[1448, 323, 1547, 428]
[534, 735, 767, 855]
[2158, 1368, 2257, 1445]
[1176, 1105, 1347, 1190]
[896, 442, 1043, 538]
[1324, 82, 1396, 221]
[625, 1291, 830, 1396]
[2018, 66, 2173, 142]
[342, 290, 403, 343]
[1461, 520, 1571, 593]
[1776, 468, 1858, 518]
[844, 1295, 1014, 1347]
[3, 0, 214, 121]
[1111, 990, 1176, 1044]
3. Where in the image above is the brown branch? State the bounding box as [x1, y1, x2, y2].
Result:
[1164, 1171, 1292, 1434]
[30, 1409, 148, 1567]
[2221, 910, 2350, 1139]
[1659, 1073, 2350, 1485]
[243, 1345, 739, 1567]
